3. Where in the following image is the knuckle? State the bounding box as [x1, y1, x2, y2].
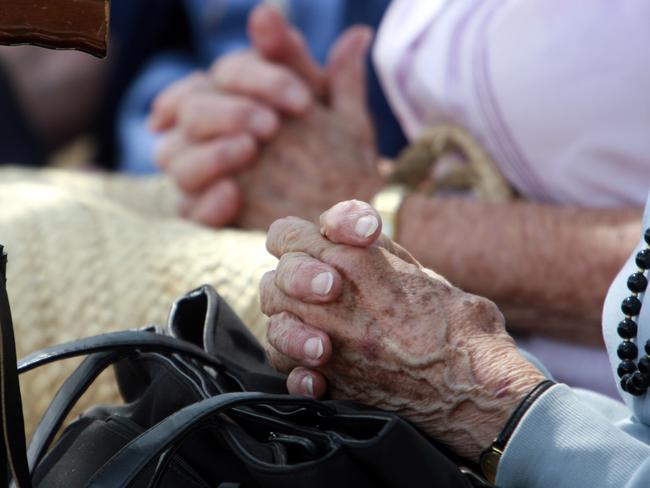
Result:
[229, 99, 257, 123]
[226, 108, 251, 132]
[166, 74, 203, 103]
[267, 312, 307, 359]
[211, 51, 251, 86]
[280, 225, 305, 250]
[277, 251, 302, 270]
[208, 138, 244, 167]
[210, 56, 231, 81]
[268, 74, 297, 99]
[266, 316, 280, 342]
[178, 100, 206, 136]
[209, 141, 229, 162]
[186, 71, 208, 86]
[267, 217, 305, 255]
[259, 271, 276, 312]
[182, 94, 206, 115]
[267, 312, 289, 339]
[268, 219, 292, 246]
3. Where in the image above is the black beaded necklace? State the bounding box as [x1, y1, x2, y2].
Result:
[617, 229, 650, 396]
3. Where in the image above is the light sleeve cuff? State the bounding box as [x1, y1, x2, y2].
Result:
[497, 384, 650, 488]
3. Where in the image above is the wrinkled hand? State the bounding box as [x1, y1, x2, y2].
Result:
[234, 104, 381, 229]
[259, 200, 545, 461]
[150, 5, 382, 229]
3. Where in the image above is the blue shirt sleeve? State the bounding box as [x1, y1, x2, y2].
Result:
[117, 53, 197, 174]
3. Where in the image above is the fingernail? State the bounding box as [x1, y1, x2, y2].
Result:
[354, 215, 378, 238]
[249, 110, 276, 137]
[304, 337, 324, 360]
[311, 272, 333, 296]
[282, 85, 310, 111]
[301, 375, 314, 397]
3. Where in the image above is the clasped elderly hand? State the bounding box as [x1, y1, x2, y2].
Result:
[260, 200, 545, 461]
[150, 5, 382, 230]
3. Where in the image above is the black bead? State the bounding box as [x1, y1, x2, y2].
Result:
[618, 319, 638, 339]
[620, 375, 629, 391]
[644, 228, 650, 246]
[621, 296, 642, 316]
[628, 273, 649, 293]
[618, 360, 637, 377]
[618, 341, 639, 360]
[626, 377, 646, 396]
[637, 249, 650, 270]
[639, 356, 650, 375]
[631, 372, 650, 390]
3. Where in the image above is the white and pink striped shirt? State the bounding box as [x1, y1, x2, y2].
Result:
[374, 0, 650, 208]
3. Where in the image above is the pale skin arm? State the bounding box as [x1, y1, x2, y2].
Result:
[0, 46, 107, 149]
[397, 194, 642, 344]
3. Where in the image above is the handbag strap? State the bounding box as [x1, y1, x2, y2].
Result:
[86, 392, 334, 488]
[0, 247, 32, 488]
[23, 329, 258, 472]
[18, 330, 227, 375]
[27, 351, 122, 471]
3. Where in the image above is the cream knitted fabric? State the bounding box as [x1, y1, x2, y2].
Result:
[0, 167, 275, 434]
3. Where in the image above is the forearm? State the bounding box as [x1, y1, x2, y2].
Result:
[0, 46, 106, 148]
[397, 195, 641, 342]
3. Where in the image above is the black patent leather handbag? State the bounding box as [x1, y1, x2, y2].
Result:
[0, 245, 490, 487]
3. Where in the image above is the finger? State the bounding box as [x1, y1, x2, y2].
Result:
[177, 91, 279, 141]
[248, 4, 325, 96]
[326, 26, 374, 142]
[264, 342, 298, 374]
[167, 133, 257, 193]
[374, 235, 422, 266]
[319, 200, 381, 247]
[179, 178, 242, 228]
[154, 129, 185, 169]
[287, 367, 327, 398]
[275, 252, 342, 303]
[211, 51, 313, 115]
[319, 200, 420, 265]
[149, 72, 212, 132]
[259, 271, 334, 327]
[267, 312, 332, 367]
[266, 217, 335, 260]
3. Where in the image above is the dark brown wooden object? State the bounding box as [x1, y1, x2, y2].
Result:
[0, 0, 109, 57]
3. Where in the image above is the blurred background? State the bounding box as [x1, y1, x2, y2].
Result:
[0, 0, 406, 172]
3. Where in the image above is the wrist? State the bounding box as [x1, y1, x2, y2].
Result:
[479, 376, 555, 483]
[428, 343, 547, 462]
[471, 363, 548, 459]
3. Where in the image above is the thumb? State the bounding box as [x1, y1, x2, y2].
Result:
[326, 26, 374, 141]
[320, 200, 381, 248]
[319, 200, 420, 265]
[248, 4, 326, 96]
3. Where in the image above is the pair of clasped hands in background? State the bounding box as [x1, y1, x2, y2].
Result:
[148, 5, 545, 462]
